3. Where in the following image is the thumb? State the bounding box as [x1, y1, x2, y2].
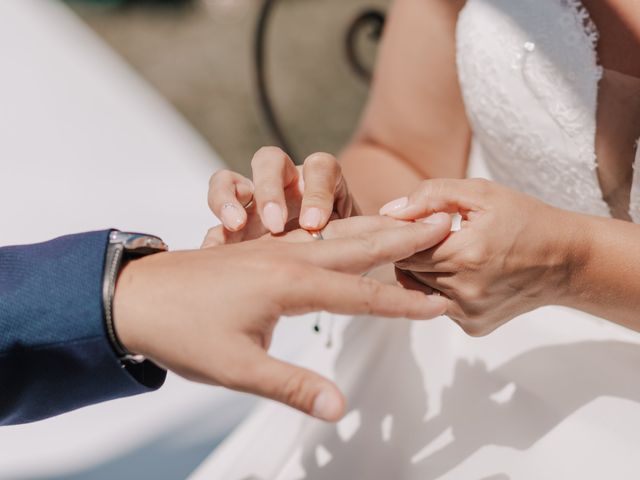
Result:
[239, 350, 345, 422]
[379, 178, 485, 220]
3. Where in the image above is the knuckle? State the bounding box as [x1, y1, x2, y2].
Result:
[252, 146, 288, 168]
[210, 169, 233, 184]
[215, 352, 253, 390]
[417, 179, 434, 199]
[459, 245, 488, 269]
[469, 177, 490, 195]
[355, 234, 383, 264]
[305, 152, 339, 171]
[303, 190, 332, 204]
[462, 283, 485, 303]
[279, 369, 314, 411]
[417, 178, 446, 203]
[254, 183, 282, 200]
[202, 226, 224, 246]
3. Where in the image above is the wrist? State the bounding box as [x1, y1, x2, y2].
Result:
[546, 207, 592, 307]
[104, 231, 168, 362]
[112, 258, 144, 358]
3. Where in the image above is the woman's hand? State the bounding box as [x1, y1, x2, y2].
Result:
[380, 178, 584, 336]
[204, 147, 359, 246]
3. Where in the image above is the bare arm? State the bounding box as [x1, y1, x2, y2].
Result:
[562, 213, 640, 331]
[341, 0, 471, 214]
[206, 0, 471, 237]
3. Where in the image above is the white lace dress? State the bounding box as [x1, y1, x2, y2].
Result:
[192, 1, 640, 478]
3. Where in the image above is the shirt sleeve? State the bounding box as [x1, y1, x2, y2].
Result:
[0, 230, 166, 426]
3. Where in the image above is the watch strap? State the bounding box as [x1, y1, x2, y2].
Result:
[102, 231, 168, 364]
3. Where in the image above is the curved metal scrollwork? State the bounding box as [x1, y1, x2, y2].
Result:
[254, 0, 386, 161]
[345, 9, 385, 82]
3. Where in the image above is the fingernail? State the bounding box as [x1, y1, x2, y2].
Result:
[379, 197, 409, 216]
[301, 207, 323, 230]
[221, 203, 244, 230]
[312, 389, 343, 421]
[263, 202, 285, 233]
[420, 212, 449, 225]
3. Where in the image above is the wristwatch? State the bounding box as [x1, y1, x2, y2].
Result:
[102, 230, 168, 365]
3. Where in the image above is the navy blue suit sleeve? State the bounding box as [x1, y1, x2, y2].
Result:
[0, 231, 166, 426]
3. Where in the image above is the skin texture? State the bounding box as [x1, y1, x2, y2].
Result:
[381, 178, 640, 335]
[381, 179, 580, 336]
[113, 214, 451, 422]
[207, 0, 640, 334]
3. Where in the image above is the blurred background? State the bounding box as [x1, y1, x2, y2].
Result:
[0, 1, 387, 479]
[66, 0, 390, 174]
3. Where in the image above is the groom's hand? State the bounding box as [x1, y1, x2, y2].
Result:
[112, 214, 450, 422]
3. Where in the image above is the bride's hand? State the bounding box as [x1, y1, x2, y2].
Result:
[204, 147, 359, 246]
[380, 178, 579, 336]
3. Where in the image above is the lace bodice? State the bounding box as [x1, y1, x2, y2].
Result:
[456, 0, 640, 222]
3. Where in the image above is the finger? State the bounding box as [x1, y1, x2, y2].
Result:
[394, 246, 454, 273]
[395, 269, 461, 323]
[300, 213, 452, 274]
[395, 268, 440, 295]
[334, 177, 361, 219]
[407, 270, 455, 296]
[201, 224, 251, 247]
[277, 215, 410, 244]
[208, 170, 254, 231]
[395, 226, 475, 272]
[201, 226, 226, 248]
[379, 178, 487, 221]
[251, 146, 299, 234]
[282, 265, 448, 320]
[299, 153, 342, 230]
[237, 347, 345, 422]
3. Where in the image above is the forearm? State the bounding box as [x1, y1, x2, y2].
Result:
[560, 212, 640, 331]
[340, 139, 425, 215]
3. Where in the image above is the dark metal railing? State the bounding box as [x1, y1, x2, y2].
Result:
[254, 0, 386, 161]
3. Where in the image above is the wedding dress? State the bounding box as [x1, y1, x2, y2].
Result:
[192, 1, 640, 478]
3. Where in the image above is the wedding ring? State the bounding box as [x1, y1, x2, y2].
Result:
[242, 194, 255, 209]
[310, 230, 324, 241]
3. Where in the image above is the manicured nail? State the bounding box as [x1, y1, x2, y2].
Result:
[420, 212, 449, 225]
[263, 202, 285, 233]
[301, 207, 323, 230]
[312, 389, 342, 421]
[220, 203, 244, 230]
[379, 197, 409, 216]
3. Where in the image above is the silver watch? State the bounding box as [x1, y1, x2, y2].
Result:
[102, 230, 168, 364]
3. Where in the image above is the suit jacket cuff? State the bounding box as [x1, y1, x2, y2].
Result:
[0, 230, 167, 426]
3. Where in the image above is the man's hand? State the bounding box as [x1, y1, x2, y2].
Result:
[113, 214, 450, 422]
